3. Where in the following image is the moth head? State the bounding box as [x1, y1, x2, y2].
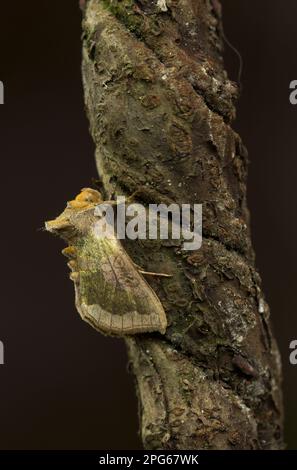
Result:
[45, 188, 102, 240]
[45, 212, 74, 240]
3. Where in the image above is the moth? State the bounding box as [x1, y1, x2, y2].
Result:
[45, 188, 168, 336]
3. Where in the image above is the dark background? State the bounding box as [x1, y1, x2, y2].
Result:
[0, 0, 296, 450]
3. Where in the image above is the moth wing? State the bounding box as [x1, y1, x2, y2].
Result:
[74, 236, 167, 336]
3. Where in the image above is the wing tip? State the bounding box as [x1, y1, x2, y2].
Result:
[79, 303, 168, 336]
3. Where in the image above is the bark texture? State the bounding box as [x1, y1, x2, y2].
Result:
[81, 0, 284, 449]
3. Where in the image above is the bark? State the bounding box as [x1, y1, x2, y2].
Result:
[81, 0, 284, 449]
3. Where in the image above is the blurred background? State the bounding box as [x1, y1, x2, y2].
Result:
[0, 0, 296, 450]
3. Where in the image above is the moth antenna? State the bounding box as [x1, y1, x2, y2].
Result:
[221, 25, 243, 92]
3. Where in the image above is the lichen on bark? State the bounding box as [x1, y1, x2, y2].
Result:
[81, 0, 284, 449]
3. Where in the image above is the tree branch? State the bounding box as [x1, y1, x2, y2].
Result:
[81, 0, 283, 449]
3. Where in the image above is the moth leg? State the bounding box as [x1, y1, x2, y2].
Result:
[62, 246, 78, 272]
[102, 191, 140, 206]
[62, 246, 77, 259]
[67, 260, 77, 271]
[69, 272, 80, 284]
